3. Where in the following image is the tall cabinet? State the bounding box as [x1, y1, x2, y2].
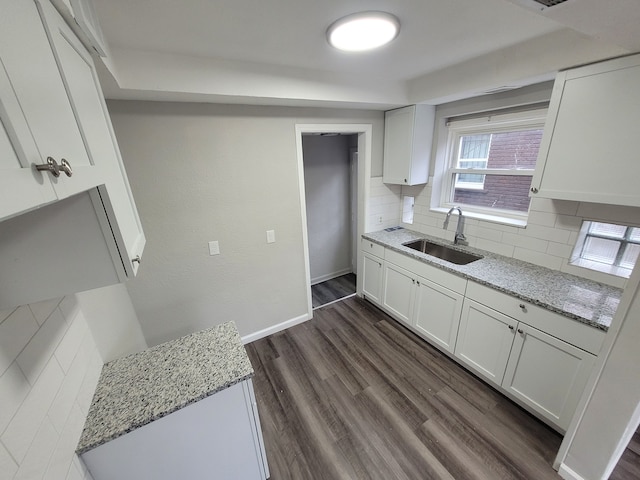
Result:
[0, 0, 145, 309]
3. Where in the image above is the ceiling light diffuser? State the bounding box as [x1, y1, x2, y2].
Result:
[327, 12, 400, 52]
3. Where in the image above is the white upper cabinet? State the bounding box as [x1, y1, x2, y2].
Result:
[0, 0, 106, 217]
[531, 53, 640, 207]
[38, 0, 145, 275]
[0, 0, 145, 308]
[383, 105, 435, 186]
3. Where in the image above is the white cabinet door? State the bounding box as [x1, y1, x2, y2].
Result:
[0, 62, 57, 219]
[362, 252, 383, 305]
[455, 298, 517, 387]
[381, 262, 416, 326]
[502, 324, 595, 431]
[382, 105, 434, 186]
[531, 53, 640, 206]
[413, 276, 464, 353]
[0, 0, 99, 203]
[39, 0, 145, 274]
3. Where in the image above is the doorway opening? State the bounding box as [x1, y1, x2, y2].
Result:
[295, 124, 372, 314]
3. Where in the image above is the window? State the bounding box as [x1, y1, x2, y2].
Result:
[439, 109, 547, 223]
[571, 221, 640, 278]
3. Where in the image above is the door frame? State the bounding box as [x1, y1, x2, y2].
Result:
[295, 124, 372, 317]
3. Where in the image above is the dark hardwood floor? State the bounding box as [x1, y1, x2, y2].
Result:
[246, 296, 563, 480]
[610, 428, 640, 480]
[311, 273, 357, 309]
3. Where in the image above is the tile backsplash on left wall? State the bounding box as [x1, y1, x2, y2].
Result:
[0, 296, 101, 480]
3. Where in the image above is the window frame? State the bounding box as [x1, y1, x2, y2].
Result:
[438, 109, 548, 224]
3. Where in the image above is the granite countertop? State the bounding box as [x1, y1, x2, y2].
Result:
[363, 229, 622, 331]
[77, 321, 253, 455]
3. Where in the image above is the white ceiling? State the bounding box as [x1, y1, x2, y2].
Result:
[92, 0, 640, 109]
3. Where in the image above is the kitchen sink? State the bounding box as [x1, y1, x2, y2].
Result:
[402, 239, 483, 265]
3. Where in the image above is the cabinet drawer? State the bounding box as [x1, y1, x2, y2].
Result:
[466, 282, 605, 355]
[361, 239, 385, 258]
[384, 249, 467, 294]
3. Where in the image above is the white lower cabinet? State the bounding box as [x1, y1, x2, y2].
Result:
[379, 248, 466, 351]
[455, 298, 517, 386]
[382, 262, 416, 326]
[413, 277, 464, 354]
[360, 239, 605, 433]
[456, 283, 602, 432]
[362, 252, 384, 305]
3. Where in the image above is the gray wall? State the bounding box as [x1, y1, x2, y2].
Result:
[302, 134, 354, 284]
[107, 101, 384, 346]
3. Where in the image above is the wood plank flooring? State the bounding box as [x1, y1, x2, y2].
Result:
[246, 296, 563, 480]
[311, 273, 356, 308]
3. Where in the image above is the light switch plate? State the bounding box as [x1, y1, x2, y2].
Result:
[208, 240, 220, 255]
[266, 230, 276, 244]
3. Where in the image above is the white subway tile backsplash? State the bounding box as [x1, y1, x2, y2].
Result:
[2, 358, 64, 463]
[54, 314, 88, 374]
[17, 309, 68, 386]
[29, 298, 63, 327]
[475, 238, 515, 257]
[527, 210, 558, 228]
[502, 232, 549, 253]
[0, 307, 39, 377]
[0, 441, 18, 478]
[0, 363, 31, 434]
[0, 308, 16, 325]
[13, 417, 58, 480]
[555, 214, 583, 231]
[474, 226, 504, 243]
[58, 297, 81, 327]
[547, 241, 574, 259]
[522, 224, 571, 244]
[44, 404, 86, 480]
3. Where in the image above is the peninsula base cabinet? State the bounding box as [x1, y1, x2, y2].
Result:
[80, 380, 269, 480]
[455, 282, 604, 432]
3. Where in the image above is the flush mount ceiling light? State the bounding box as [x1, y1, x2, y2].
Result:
[327, 11, 400, 52]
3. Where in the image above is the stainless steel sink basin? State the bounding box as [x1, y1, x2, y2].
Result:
[402, 239, 483, 265]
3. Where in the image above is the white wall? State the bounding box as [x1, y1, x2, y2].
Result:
[107, 100, 384, 346]
[302, 134, 353, 284]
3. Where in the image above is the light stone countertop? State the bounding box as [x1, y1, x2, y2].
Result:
[363, 228, 622, 331]
[76, 321, 253, 455]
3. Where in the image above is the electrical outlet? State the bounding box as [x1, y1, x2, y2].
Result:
[208, 240, 220, 255]
[377, 216, 383, 224]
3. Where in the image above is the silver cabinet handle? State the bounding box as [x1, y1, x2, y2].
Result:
[132, 255, 141, 265]
[35, 157, 72, 178]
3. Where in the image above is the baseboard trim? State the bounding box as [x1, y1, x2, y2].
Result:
[558, 463, 586, 480]
[311, 268, 353, 286]
[241, 312, 312, 344]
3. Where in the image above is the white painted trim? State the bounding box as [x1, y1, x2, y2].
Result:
[295, 123, 373, 323]
[241, 312, 311, 344]
[311, 267, 353, 286]
[558, 463, 587, 480]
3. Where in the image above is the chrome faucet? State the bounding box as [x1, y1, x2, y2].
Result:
[443, 207, 468, 246]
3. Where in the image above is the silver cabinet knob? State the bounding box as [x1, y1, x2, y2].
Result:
[530, 187, 539, 194]
[508, 325, 515, 331]
[35, 157, 72, 178]
[132, 255, 141, 265]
